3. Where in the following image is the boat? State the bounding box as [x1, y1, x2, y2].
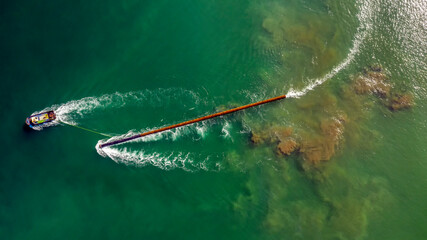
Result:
[26, 110, 56, 128]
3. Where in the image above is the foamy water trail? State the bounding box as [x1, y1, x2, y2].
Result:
[95, 120, 224, 171]
[30, 88, 220, 170]
[96, 145, 221, 172]
[286, 0, 375, 98]
[99, 120, 211, 146]
[30, 88, 201, 130]
[221, 121, 233, 140]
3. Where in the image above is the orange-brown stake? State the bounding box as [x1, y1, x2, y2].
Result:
[99, 94, 286, 148]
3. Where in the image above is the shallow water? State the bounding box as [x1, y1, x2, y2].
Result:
[1, 0, 426, 239]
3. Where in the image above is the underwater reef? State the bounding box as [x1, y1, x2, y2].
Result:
[229, 1, 415, 238]
[352, 64, 414, 110]
[250, 63, 413, 164]
[238, 62, 413, 239]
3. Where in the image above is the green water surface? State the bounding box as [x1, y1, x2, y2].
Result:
[1, 0, 426, 239]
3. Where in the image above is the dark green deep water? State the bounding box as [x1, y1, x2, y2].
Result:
[1, 0, 426, 239]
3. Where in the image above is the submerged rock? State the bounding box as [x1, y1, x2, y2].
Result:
[277, 139, 299, 156]
[368, 63, 383, 72]
[298, 117, 345, 164]
[250, 132, 264, 145]
[274, 127, 293, 140]
[387, 93, 414, 111]
[250, 126, 295, 146]
[250, 64, 412, 166]
[300, 137, 334, 163]
[353, 64, 414, 111]
[250, 116, 347, 164]
[353, 71, 391, 98]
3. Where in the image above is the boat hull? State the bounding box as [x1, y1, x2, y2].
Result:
[26, 110, 56, 128]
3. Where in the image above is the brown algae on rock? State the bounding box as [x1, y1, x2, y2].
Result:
[387, 93, 414, 111]
[299, 116, 346, 164]
[250, 64, 413, 167]
[353, 72, 391, 98]
[277, 139, 299, 156]
[353, 64, 414, 110]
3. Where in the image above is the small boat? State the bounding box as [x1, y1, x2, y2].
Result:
[26, 110, 56, 128]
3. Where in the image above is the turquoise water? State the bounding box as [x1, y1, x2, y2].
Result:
[1, 0, 426, 239]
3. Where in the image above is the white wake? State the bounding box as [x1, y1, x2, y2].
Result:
[30, 88, 200, 130]
[95, 119, 229, 171]
[286, 0, 375, 98]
